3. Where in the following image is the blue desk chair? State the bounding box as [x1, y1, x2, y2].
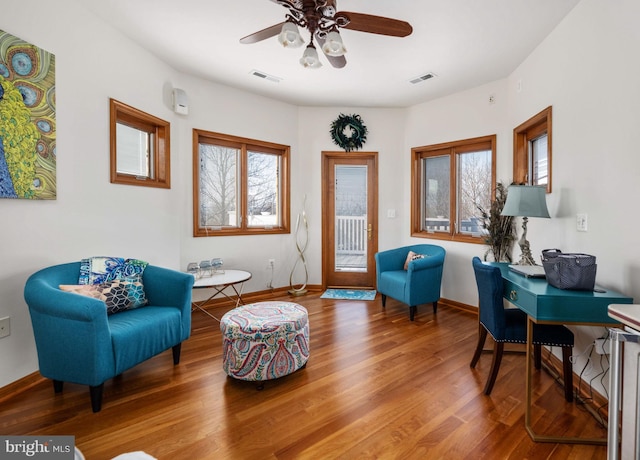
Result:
[469, 257, 574, 402]
[375, 244, 445, 321]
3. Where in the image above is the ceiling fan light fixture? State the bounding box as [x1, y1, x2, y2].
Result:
[278, 22, 304, 48]
[300, 43, 322, 69]
[322, 31, 346, 57]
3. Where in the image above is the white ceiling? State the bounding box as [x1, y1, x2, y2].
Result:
[82, 0, 581, 108]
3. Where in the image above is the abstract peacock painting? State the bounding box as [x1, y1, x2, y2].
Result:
[0, 29, 56, 199]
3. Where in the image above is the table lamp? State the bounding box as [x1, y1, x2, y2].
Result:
[501, 185, 550, 265]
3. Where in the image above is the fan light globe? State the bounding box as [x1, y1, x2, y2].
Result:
[300, 44, 322, 68]
[322, 31, 346, 56]
[278, 22, 304, 48]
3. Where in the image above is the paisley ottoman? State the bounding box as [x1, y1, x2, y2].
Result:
[220, 301, 309, 381]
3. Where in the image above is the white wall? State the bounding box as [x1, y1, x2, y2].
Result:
[0, 0, 301, 387]
[506, 0, 640, 393]
[405, 80, 510, 306]
[296, 106, 407, 271]
[400, 0, 640, 394]
[0, 0, 186, 387]
[509, 0, 640, 299]
[2, 0, 639, 398]
[174, 74, 300, 301]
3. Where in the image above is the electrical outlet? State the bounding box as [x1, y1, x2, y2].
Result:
[594, 338, 610, 355]
[266, 259, 275, 289]
[0, 316, 10, 338]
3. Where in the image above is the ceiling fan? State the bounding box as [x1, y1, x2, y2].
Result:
[240, 0, 413, 69]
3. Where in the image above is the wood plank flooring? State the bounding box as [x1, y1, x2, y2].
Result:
[0, 293, 608, 459]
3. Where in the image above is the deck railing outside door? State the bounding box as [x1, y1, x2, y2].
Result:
[335, 215, 366, 270]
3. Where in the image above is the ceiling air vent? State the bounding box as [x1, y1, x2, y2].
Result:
[409, 72, 437, 84]
[250, 69, 281, 83]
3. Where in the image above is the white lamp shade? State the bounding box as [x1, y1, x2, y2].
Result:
[300, 44, 322, 68]
[321, 31, 346, 56]
[278, 22, 304, 48]
[501, 185, 550, 218]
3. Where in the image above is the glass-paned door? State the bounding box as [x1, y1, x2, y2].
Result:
[335, 164, 367, 272]
[322, 152, 377, 288]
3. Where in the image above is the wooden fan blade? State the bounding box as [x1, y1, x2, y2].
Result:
[339, 12, 413, 37]
[316, 35, 347, 68]
[240, 22, 286, 44]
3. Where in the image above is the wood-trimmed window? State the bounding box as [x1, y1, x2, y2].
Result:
[193, 129, 290, 237]
[411, 135, 496, 243]
[513, 106, 552, 192]
[110, 99, 170, 189]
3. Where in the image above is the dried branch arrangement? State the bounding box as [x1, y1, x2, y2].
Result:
[477, 182, 516, 262]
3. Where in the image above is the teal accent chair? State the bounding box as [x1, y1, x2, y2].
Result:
[24, 262, 194, 412]
[375, 244, 446, 321]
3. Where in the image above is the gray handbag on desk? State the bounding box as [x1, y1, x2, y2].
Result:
[541, 249, 597, 291]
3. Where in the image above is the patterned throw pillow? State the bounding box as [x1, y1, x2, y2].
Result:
[79, 257, 148, 285]
[60, 276, 148, 315]
[404, 251, 425, 270]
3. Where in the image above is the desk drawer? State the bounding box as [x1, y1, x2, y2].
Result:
[503, 279, 537, 315]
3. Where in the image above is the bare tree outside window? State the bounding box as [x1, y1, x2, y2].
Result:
[458, 149, 491, 234]
[198, 144, 238, 227]
[247, 151, 279, 227]
[193, 129, 290, 237]
[412, 135, 496, 243]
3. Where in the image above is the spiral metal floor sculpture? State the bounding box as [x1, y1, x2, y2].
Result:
[289, 195, 309, 296]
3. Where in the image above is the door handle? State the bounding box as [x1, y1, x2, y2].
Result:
[368, 223, 372, 241]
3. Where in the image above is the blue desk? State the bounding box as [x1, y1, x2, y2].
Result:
[495, 263, 632, 325]
[490, 262, 633, 444]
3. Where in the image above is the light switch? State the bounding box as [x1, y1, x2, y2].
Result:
[577, 213, 588, 232]
[387, 209, 396, 218]
[0, 317, 10, 338]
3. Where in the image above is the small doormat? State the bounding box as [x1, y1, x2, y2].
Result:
[320, 289, 377, 301]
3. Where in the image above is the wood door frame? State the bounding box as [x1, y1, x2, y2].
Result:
[321, 151, 378, 289]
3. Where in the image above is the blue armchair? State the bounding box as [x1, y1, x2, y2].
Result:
[375, 244, 446, 321]
[24, 262, 194, 412]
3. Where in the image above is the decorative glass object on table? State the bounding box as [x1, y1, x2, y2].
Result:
[187, 262, 200, 279]
[199, 259, 213, 277]
[211, 258, 224, 274]
[187, 259, 224, 278]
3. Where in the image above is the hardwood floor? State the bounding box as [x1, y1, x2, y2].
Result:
[0, 293, 608, 459]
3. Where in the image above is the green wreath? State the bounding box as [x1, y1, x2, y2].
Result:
[330, 114, 368, 152]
